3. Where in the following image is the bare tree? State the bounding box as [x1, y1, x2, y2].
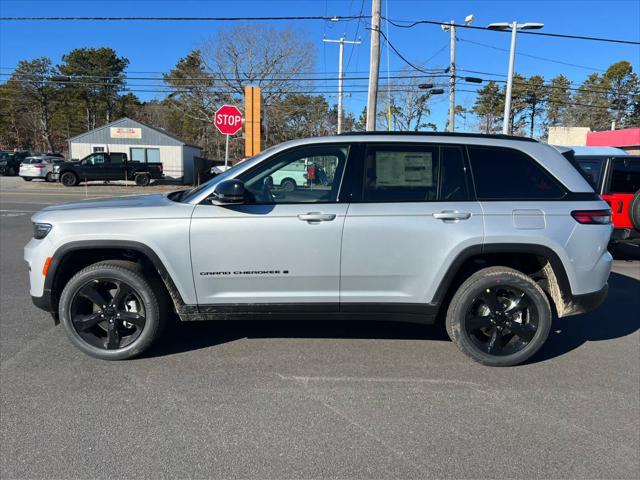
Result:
[200, 24, 315, 103]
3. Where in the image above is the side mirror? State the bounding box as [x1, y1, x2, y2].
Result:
[210, 179, 245, 205]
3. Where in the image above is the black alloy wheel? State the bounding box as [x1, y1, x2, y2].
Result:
[70, 278, 147, 351]
[464, 286, 538, 356]
[59, 261, 167, 360]
[135, 173, 150, 186]
[446, 266, 551, 366]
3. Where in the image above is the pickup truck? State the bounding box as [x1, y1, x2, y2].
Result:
[52, 152, 163, 186]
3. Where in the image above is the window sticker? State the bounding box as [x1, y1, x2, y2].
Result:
[375, 151, 433, 187]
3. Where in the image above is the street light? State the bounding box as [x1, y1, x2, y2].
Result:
[488, 21, 544, 135]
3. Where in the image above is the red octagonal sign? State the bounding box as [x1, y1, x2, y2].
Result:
[214, 104, 243, 135]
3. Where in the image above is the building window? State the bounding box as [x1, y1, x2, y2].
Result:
[130, 147, 160, 163]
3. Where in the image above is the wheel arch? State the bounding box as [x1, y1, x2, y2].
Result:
[46, 240, 191, 320]
[431, 243, 574, 318]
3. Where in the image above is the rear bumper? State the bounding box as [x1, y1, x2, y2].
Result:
[20, 170, 47, 178]
[563, 284, 608, 317]
[611, 227, 640, 244]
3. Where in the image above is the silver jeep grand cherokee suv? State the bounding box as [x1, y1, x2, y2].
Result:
[25, 133, 612, 366]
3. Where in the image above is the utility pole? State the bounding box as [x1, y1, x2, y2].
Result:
[324, 36, 361, 134]
[442, 15, 473, 132]
[366, 0, 381, 131]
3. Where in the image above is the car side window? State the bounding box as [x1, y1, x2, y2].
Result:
[468, 146, 565, 200]
[84, 153, 106, 166]
[238, 145, 348, 204]
[610, 157, 640, 193]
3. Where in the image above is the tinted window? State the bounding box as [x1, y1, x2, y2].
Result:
[84, 153, 106, 166]
[610, 157, 640, 193]
[576, 157, 605, 190]
[469, 146, 564, 200]
[239, 145, 348, 204]
[440, 146, 470, 201]
[362, 144, 469, 202]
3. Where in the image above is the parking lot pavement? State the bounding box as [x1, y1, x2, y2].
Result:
[1, 178, 639, 479]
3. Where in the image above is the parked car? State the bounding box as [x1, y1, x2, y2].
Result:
[25, 132, 612, 366]
[51, 152, 164, 186]
[0, 150, 39, 176]
[19, 156, 66, 182]
[563, 146, 640, 245]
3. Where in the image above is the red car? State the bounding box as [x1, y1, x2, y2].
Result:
[569, 147, 640, 245]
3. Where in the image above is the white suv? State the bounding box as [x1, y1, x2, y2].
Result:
[25, 133, 612, 366]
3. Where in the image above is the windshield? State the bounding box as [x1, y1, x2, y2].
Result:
[0, 152, 15, 160]
[179, 147, 276, 203]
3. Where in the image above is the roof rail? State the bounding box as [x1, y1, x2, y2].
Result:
[337, 131, 539, 143]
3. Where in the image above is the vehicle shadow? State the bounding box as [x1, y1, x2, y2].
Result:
[144, 271, 639, 364]
[530, 271, 640, 364]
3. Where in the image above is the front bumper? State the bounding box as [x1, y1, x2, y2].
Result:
[31, 291, 58, 323]
[50, 173, 60, 181]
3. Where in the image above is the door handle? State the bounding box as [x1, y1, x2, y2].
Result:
[432, 211, 471, 221]
[297, 212, 336, 222]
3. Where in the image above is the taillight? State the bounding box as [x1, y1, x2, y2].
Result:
[571, 209, 612, 225]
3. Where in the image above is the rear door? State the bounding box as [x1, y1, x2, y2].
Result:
[340, 142, 483, 309]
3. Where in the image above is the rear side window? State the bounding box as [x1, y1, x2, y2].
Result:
[576, 157, 605, 191]
[362, 144, 470, 202]
[610, 157, 640, 193]
[468, 146, 565, 200]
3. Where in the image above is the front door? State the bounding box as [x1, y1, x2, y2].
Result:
[340, 142, 484, 307]
[190, 144, 351, 308]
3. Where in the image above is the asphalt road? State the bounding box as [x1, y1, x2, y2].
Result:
[1, 176, 639, 479]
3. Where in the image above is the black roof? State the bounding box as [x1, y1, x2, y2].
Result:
[338, 131, 538, 143]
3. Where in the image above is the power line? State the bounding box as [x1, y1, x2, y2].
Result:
[384, 17, 640, 45]
[458, 38, 607, 72]
[0, 15, 368, 22]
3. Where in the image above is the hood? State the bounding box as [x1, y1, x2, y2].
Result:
[40, 193, 169, 212]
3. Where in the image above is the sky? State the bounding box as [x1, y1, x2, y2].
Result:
[1, 0, 639, 130]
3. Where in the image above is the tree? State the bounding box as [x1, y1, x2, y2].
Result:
[58, 48, 129, 129]
[472, 81, 503, 133]
[604, 61, 639, 127]
[545, 75, 572, 128]
[521, 75, 546, 138]
[200, 24, 315, 103]
[377, 71, 438, 131]
[10, 58, 59, 151]
[569, 73, 613, 130]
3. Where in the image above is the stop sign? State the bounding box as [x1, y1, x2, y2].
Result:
[214, 105, 243, 135]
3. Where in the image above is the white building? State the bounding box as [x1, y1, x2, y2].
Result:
[68, 117, 202, 184]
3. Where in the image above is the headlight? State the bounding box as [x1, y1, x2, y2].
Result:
[53, 165, 60, 172]
[33, 223, 52, 239]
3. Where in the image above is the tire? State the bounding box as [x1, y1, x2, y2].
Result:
[45, 172, 53, 182]
[58, 260, 168, 360]
[281, 178, 296, 192]
[134, 173, 150, 186]
[629, 190, 640, 231]
[60, 171, 78, 187]
[445, 266, 552, 367]
[22, 177, 32, 181]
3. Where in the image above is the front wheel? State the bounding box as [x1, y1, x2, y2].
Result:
[60, 171, 78, 186]
[59, 261, 167, 360]
[45, 172, 53, 182]
[445, 266, 551, 367]
[281, 178, 296, 192]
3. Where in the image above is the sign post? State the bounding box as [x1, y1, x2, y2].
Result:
[214, 105, 243, 168]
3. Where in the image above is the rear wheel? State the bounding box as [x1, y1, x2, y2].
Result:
[45, 172, 53, 182]
[135, 173, 150, 186]
[446, 266, 551, 367]
[60, 171, 78, 186]
[59, 261, 167, 360]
